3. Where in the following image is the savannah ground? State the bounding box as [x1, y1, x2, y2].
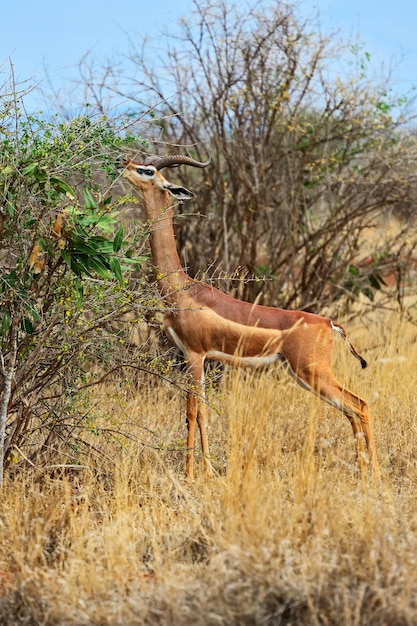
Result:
[1, 308, 417, 625]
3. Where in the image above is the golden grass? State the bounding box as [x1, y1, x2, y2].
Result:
[1, 310, 417, 624]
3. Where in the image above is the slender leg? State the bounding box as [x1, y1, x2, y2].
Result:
[185, 354, 213, 480]
[283, 323, 378, 475]
[197, 401, 214, 477]
[317, 371, 378, 475]
[290, 362, 378, 475]
[185, 391, 198, 481]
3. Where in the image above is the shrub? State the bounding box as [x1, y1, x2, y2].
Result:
[0, 73, 153, 481]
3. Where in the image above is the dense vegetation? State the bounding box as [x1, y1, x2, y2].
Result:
[80, 0, 417, 308]
[1, 0, 417, 623]
[0, 78, 157, 482]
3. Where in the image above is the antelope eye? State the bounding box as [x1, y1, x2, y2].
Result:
[136, 167, 154, 177]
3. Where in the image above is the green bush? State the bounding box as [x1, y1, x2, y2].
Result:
[0, 80, 152, 482]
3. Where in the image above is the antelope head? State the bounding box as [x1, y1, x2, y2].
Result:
[118, 153, 211, 200]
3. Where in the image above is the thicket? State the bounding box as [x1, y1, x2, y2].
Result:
[0, 71, 167, 482]
[80, 0, 417, 310]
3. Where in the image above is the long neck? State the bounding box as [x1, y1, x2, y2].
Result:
[143, 188, 190, 298]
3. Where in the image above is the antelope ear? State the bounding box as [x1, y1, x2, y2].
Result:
[165, 184, 194, 200]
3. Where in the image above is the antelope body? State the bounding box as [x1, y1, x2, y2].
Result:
[119, 154, 378, 480]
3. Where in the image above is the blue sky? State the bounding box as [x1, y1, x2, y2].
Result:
[2, 0, 416, 112]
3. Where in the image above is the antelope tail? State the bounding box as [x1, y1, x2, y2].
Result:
[331, 321, 368, 369]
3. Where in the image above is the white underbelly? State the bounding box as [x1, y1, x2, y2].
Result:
[166, 327, 283, 368]
[206, 350, 283, 368]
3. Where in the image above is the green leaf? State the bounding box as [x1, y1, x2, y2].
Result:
[78, 212, 117, 233]
[82, 188, 98, 209]
[70, 239, 99, 255]
[1, 269, 18, 291]
[87, 256, 113, 280]
[70, 233, 115, 255]
[50, 176, 75, 196]
[369, 273, 387, 290]
[74, 279, 84, 309]
[113, 224, 124, 252]
[0, 311, 11, 336]
[60, 250, 72, 269]
[21, 317, 35, 334]
[78, 215, 103, 227]
[73, 224, 89, 239]
[22, 162, 40, 176]
[89, 238, 115, 254]
[348, 265, 360, 276]
[121, 255, 147, 266]
[24, 302, 41, 322]
[71, 256, 92, 277]
[362, 287, 375, 302]
[109, 256, 124, 286]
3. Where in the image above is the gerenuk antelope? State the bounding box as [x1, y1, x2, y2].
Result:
[118, 154, 378, 481]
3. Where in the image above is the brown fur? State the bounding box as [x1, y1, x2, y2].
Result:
[121, 159, 378, 480]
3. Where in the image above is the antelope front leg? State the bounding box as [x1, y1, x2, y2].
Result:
[185, 391, 214, 480]
[186, 392, 198, 481]
[197, 402, 214, 478]
[185, 354, 214, 480]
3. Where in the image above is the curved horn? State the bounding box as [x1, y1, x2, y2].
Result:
[144, 154, 211, 171]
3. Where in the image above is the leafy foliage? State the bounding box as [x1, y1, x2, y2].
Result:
[81, 0, 417, 312]
[0, 77, 155, 480]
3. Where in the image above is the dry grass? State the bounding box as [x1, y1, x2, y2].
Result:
[1, 310, 417, 625]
